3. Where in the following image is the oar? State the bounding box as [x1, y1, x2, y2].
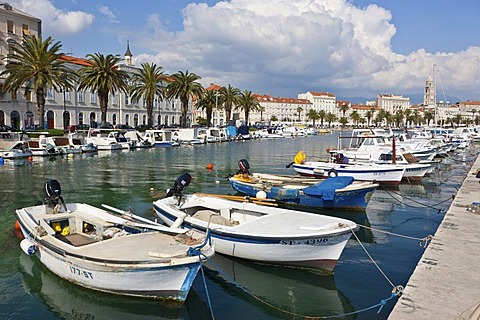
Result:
[194, 193, 276, 202]
[101, 204, 186, 234]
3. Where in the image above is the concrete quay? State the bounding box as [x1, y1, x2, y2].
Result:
[389, 154, 480, 319]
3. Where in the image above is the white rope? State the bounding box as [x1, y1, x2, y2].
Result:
[357, 224, 433, 248]
[350, 227, 395, 289]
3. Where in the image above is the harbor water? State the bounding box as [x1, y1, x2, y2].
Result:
[0, 133, 475, 319]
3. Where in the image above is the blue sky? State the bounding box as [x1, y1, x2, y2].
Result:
[9, 0, 480, 102]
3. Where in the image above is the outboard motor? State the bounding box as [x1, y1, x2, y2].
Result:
[166, 173, 192, 201]
[237, 159, 250, 175]
[44, 179, 68, 213]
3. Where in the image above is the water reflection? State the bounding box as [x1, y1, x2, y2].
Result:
[206, 254, 355, 319]
[18, 254, 211, 320]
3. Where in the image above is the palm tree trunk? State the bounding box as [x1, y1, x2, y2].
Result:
[36, 89, 45, 129]
[100, 93, 109, 127]
[181, 97, 189, 128]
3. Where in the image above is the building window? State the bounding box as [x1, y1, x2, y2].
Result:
[22, 24, 30, 36]
[78, 91, 85, 103]
[79, 113, 84, 125]
[7, 20, 13, 33]
[91, 92, 97, 104]
[46, 88, 55, 100]
[25, 91, 32, 101]
[11, 91, 17, 100]
[111, 94, 117, 105]
[64, 90, 71, 102]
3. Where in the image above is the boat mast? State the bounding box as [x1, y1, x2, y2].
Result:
[433, 64, 437, 127]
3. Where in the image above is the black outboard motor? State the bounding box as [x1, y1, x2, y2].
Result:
[237, 159, 250, 175]
[166, 173, 192, 200]
[44, 179, 68, 213]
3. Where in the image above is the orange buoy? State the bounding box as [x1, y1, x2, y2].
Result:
[206, 163, 214, 170]
[14, 220, 24, 239]
[27, 156, 33, 161]
[326, 148, 331, 153]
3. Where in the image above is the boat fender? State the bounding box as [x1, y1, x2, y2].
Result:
[328, 169, 338, 178]
[20, 239, 37, 255]
[171, 215, 186, 228]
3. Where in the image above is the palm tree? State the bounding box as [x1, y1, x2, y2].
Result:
[236, 90, 260, 126]
[307, 109, 319, 127]
[196, 89, 217, 127]
[350, 110, 361, 127]
[77, 53, 130, 128]
[165, 70, 204, 128]
[423, 110, 434, 126]
[296, 106, 303, 122]
[1, 35, 76, 129]
[258, 105, 266, 122]
[219, 84, 240, 124]
[130, 62, 166, 127]
[325, 112, 337, 127]
[318, 110, 326, 127]
[339, 103, 349, 118]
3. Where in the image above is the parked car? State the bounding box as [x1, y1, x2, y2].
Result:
[66, 124, 90, 131]
[115, 124, 134, 130]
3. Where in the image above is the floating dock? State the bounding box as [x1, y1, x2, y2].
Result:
[389, 154, 480, 319]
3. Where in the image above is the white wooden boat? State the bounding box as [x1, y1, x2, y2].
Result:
[153, 174, 357, 273]
[15, 180, 214, 305]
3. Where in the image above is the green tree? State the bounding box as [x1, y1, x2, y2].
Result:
[130, 62, 166, 127]
[339, 103, 349, 118]
[165, 70, 204, 128]
[318, 110, 326, 127]
[350, 110, 361, 127]
[219, 84, 240, 124]
[393, 110, 404, 127]
[1, 35, 76, 129]
[196, 89, 218, 127]
[339, 117, 348, 127]
[423, 110, 434, 126]
[78, 53, 130, 128]
[296, 106, 303, 122]
[236, 90, 260, 126]
[404, 109, 412, 127]
[307, 109, 320, 127]
[325, 112, 337, 127]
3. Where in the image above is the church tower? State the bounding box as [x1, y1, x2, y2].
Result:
[423, 75, 435, 106]
[124, 40, 133, 66]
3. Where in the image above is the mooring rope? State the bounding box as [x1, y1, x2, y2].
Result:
[357, 224, 433, 248]
[200, 252, 401, 319]
[383, 188, 453, 213]
[198, 257, 216, 320]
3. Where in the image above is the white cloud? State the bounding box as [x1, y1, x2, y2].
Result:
[8, 0, 94, 37]
[130, 0, 480, 100]
[98, 5, 119, 23]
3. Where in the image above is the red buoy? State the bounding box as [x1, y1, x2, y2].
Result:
[206, 163, 214, 170]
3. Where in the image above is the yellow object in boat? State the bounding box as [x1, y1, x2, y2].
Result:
[294, 151, 306, 164]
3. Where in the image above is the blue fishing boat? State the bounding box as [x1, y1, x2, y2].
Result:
[229, 159, 379, 211]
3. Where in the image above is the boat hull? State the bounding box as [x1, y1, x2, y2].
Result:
[15, 203, 212, 305]
[229, 177, 377, 211]
[293, 162, 404, 185]
[153, 196, 356, 273]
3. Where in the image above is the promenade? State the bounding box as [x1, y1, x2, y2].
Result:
[389, 153, 480, 319]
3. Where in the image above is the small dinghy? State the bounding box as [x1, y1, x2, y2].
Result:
[15, 180, 213, 306]
[153, 174, 358, 273]
[229, 159, 379, 211]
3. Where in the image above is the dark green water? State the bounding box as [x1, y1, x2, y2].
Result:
[0, 134, 475, 319]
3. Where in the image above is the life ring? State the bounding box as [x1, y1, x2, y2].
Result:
[327, 169, 338, 178]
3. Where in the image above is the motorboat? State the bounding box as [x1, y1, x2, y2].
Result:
[15, 180, 214, 305]
[153, 174, 358, 273]
[142, 129, 180, 147]
[1, 141, 33, 159]
[290, 152, 405, 185]
[86, 129, 123, 151]
[229, 159, 378, 211]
